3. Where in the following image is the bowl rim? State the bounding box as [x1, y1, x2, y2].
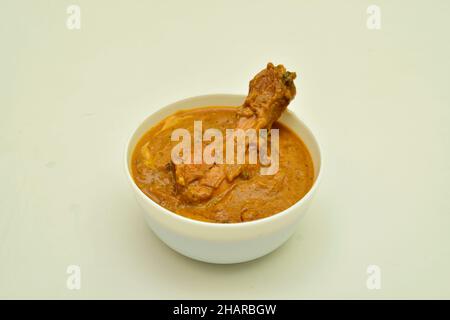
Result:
[124, 93, 323, 229]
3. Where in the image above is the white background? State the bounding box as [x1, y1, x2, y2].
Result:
[1, 0, 449, 299]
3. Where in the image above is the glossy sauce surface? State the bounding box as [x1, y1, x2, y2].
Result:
[131, 106, 314, 223]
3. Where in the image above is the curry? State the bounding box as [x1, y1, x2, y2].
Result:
[131, 63, 314, 223]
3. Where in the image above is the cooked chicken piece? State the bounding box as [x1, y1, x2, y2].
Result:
[236, 63, 296, 130]
[175, 63, 297, 203]
[175, 163, 226, 202]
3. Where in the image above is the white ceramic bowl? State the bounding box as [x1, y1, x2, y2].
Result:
[125, 94, 322, 264]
